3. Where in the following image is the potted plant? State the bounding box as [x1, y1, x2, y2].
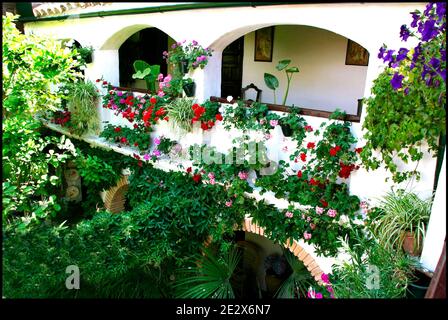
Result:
[164, 40, 213, 75]
[182, 78, 196, 97]
[371, 189, 433, 256]
[279, 106, 307, 138]
[65, 80, 100, 135]
[264, 253, 291, 296]
[264, 59, 300, 106]
[77, 46, 94, 64]
[132, 60, 160, 93]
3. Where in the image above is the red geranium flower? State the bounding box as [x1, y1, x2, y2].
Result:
[192, 174, 202, 183]
[120, 137, 128, 144]
[300, 153, 307, 162]
[338, 163, 356, 179]
[304, 125, 313, 132]
[309, 178, 319, 186]
[297, 170, 303, 178]
[329, 145, 341, 157]
[114, 127, 121, 132]
[163, 116, 169, 121]
[186, 167, 192, 173]
[102, 80, 108, 85]
[215, 113, 223, 121]
[355, 147, 363, 154]
[134, 142, 139, 147]
[150, 97, 157, 105]
[320, 199, 328, 207]
[307, 142, 315, 149]
[201, 122, 209, 130]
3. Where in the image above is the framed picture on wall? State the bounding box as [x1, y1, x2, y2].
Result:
[254, 26, 274, 62]
[345, 39, 369, 66]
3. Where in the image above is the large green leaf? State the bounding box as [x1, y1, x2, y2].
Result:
[286, 67, 300, 73]
[133, 60, 151, 73]
[276, 59, 291, 71]
[264, 73, 279, 90]
[132, 67, 151, 79]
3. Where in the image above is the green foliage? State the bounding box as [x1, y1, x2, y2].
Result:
[2, 14, 81, 117]
[362, 69, 446, 183]
[264, 59, 300, 105]
[132, 60, 160, 92]
[174, 246, 242, 298]
[65, 80, 100, 135]
[2, 14, 82, 223]
[369, 189, 432, 253]
[100, 124, 152, 151]
[275, 249, 314, 298]
[330, 234, 417, 298]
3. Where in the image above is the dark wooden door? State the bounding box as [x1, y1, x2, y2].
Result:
[221, 36, 244, 99]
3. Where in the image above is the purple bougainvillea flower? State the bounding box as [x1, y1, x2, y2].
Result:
[119, 98, 125, 104]
[390, 72, 404, 90]
[400, 25, 410, 41]
[154, 137, 161, 145]
[192, 40, 198, 46]
[143, 154, 151, 161]
[117, 91, 123, 97]
[321, 273, 330, 284]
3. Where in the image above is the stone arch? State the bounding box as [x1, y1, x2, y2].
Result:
[240, 217, 325, 283]
[103, 175, 129, 213]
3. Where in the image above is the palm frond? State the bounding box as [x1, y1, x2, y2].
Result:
[174, 246, 241, 298]
[275, 248, 314, 298]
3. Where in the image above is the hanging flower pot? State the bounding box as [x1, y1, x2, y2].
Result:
[183, 81, 196, 97]
[83, 52, 93, 64]
[280, 123, 293, 137]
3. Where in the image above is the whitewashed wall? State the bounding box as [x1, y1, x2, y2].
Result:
[26, 2, 445, 271]
[242, 25, 368, 114]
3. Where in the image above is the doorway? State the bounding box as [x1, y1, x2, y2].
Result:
[221, 36, 244, 99]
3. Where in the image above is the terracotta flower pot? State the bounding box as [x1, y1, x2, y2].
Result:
[402, 231, 422, 256]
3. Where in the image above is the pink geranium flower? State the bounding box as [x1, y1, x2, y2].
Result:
[327, 209, 337, 218]
[285, 211, 294, 218]
[238, 171, 248, 180]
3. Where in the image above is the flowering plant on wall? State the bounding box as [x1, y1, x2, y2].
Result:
[163, 40, 213, 73]
[362, 2, 446, 183]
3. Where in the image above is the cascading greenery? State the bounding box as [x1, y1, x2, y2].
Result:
[65, 80, 100, 135]
[165, 97, 196, 133]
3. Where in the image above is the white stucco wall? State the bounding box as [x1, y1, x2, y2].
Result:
[27, 2, 445, 270]
[242, 25, 368, 114]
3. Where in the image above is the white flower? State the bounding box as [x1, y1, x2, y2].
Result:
[64, 90, 69, 94]
[226, 95, 233, 102]
[79, 65, 86, 70]
[65, 39, 74, 47]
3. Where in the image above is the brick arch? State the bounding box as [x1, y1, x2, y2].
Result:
[240, 217, 325, 283]
[103, 175, 129, 213]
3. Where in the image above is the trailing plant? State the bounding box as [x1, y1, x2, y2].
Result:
[65, 80, 100, 135]
[100, 124, 152, 151]
[369, 189, 432, 253]
[264, 59, 300, 105]
[278, 106, 308, 144]
[154, 136, 177, 155]
[75, 45, 94, 64]
[361, 2, 446, 183]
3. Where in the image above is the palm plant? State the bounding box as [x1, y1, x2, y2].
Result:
[275, 248, 314, 298]
[371, 189, 433, 254]
[66, 80, 99, 135]
[165, 97, 195, 133]
[174, 246, 242, 298]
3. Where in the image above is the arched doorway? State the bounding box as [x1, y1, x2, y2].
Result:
[118, 28, 174, 89]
